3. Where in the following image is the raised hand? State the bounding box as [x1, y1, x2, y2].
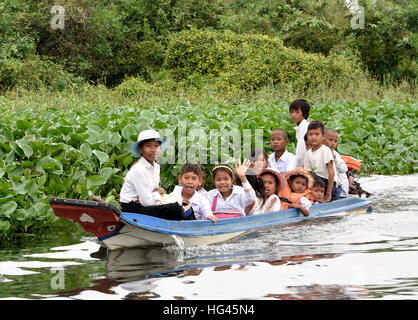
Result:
[235, 159, 251, 180]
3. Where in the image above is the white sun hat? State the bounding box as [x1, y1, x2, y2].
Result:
[130, 129, 168, 157]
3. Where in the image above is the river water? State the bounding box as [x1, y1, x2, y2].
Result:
[0, 174, 417, 300]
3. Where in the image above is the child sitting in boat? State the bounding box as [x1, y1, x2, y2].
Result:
[303, 120, 341, 202]
[309, 177, 326, 204]
[251, 168, 287, 214]
[304, 133, 311, 150]
[119, 129, 190, 220]
[170, 163, 217, 224]
[250, 148, 268, 175]
[207, 160, 256, 216]
[279, 167, 314, 216]
[324, 128, 349, 198]
[197, 164, 208, 196]
[268, 129, 297, 173]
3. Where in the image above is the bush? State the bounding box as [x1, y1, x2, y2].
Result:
[0, 56, 83, 91]
[346, 1, 417, 83]
[164, 29, 364, 91]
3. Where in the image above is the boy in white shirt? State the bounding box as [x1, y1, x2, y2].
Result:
[289, 99, 311, 167]
[324, 128, 349, 198]
[267, 129, 297, 173]
[303, 121, 341, 202]
[170, 163, 217, 224]
[119, 129, 189, 220]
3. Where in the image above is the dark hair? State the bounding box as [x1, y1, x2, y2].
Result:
[199, 164, 206, 173]
[180, 162, 202, 177]
[289, 99, 310, 119]
[250, 148, 267, 162]
[307, 120, 325, 134]
[289, 174, 308, 186]
[304, 132, 308, 142]
[259, 172, 281, 195]
[235, 168, 266, 204]
[138, 138, 162, 150]
[271, 128, 288, 141]
[313, 177, 325, 189]
[212, 164, 234, 179]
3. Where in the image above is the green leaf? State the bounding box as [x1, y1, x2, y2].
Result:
[16, 119, 32, 130]
[13, 180, 38, 195]
[121, 124, 137, 140]
[93, 150, 110, 165]
[0, 221, 11, 231]
[86, 175, 107, 189]
[15, 140, 33, 158]
[79, 143, 92, 159]
[0, 201, 18, 218]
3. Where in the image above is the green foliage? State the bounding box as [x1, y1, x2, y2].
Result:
[0, 56, 84, 91]
[346, 1, 417, 82]
[0, 100, 416, 238]
[164, 29, 363, 91]
[0, 0, 416, 89]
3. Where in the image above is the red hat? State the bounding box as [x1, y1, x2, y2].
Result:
[259, 168, 287, 192]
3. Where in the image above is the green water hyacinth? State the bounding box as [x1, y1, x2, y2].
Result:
[0, 100, 417, 238]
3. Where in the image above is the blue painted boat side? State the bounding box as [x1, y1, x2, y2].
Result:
[120, 197, 372, 236]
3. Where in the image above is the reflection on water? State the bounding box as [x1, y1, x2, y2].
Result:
[0, 174, 418, 300]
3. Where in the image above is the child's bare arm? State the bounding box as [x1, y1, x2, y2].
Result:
[289, 203, 309, 216]
[324, 161, 335, 202]
[207, 215, 218, 224]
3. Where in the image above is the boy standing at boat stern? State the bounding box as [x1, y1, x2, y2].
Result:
[289, 99, 311, 167]
[170, 163, 218, 224]
[304, 121, 341, 202]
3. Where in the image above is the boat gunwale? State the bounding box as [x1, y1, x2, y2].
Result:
[120, 197, 372, 236]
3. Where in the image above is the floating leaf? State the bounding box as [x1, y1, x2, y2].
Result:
[0, 201, 18, 218]
[15, 140, 33, 158]
[86, 175, 108, 189]
[78, 142, 91, 158]
[93, 150, 110, 165]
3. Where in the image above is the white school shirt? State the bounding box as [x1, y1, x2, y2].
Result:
[170, 186, 213, 220]
[304, 145, 342, 186]
[173, 185, 208, 199]
[299, 196, 312, 210]
[334, 151, 349, 197]
[119, 156, 161, 206]
[294, 119, 309, 167]
[268, 150, 297, 173]
[207, 181, 256, 216]
[248, 194, 282, 215]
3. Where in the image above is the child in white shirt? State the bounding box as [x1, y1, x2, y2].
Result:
[256, 168, 287, 214]
[303, 121, 341, 202]
[267, 129, 297, 173]
[289, 99, 311, 167]
[170, 163, 217, 224]
[324, 128, 349, 198]
[119, 129, 188, 220]
[207, 160, 256, 216]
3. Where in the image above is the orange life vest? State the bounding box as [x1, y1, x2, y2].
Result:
[341, 155, 362, 188]
[278, 184, 310, 210]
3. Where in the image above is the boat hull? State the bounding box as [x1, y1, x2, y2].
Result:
[50, 197, 372, 250]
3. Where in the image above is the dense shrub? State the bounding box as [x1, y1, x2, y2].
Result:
[346, 1, 417, 82]
[164, 29, 363, 90]
[0, 57, 83, 91]
[0, 0, 415, 88]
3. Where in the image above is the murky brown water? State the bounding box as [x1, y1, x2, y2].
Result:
[1, 174, 417, 300]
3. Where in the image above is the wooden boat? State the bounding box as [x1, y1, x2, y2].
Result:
[49, 197, 372, 250]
